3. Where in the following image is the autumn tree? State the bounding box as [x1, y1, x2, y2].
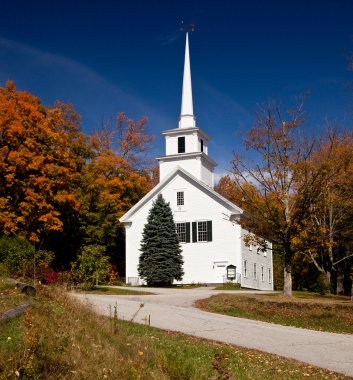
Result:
[0, 82, 156, 274]
[79, 112, 155, 274]
[229, 100, 321, 296]
[294, 129, 353, 293]
[0, 82, 91, 245]
[215, 175, 243, 206]
[94, 112, 154, 169]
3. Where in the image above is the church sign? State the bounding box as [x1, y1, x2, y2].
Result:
[226, 265, 236, 280]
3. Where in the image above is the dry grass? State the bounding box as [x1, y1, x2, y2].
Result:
[0, 279, 351, 379]
[0, 279, 28, 314]
[75, 286, 154, 296]
[196, 292, 353, 334]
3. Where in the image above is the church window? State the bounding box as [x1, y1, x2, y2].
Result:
[244, 260, 247, 277]
[178, 136, 185, 153]
[200, 139, 204, 152]
[177, 191, 184, 206]
[198, 221, 207, 242]
[176, 222, 190, 243]
[253, 263, 257, 279]
[192, 221, 212, 242]
[268, 268, 271, 283]
[261, 266, 264, 282]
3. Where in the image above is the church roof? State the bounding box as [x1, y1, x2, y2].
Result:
[119, 166, 243, 223]
[156, 152, 217, 168]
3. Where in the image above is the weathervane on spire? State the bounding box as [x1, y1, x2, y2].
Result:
[180, 21, 195, 33]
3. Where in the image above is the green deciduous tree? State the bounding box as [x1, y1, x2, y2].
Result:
[138, 194, 184, 286]
[73, 245, 110, 289]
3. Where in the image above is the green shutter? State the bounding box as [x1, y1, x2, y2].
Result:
[178, 137, 185, 153]
[192, 222, 197, 242]
[207, 221, 212, 241]
[185, 222, 190, 243]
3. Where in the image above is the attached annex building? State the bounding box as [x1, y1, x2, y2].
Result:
[120, 33, 273, 290]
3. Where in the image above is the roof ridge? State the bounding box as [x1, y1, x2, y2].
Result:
[120, 166, 243, 223]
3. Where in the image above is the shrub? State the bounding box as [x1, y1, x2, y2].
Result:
[25, 249, 55, 282]
[108, 263, 120, 285]
[57, 269, 80, 287]
[0, 235, 54, 279]
[44, 271, 59, 284]
[0, 235, 35, 276]
[311, 273, 332, 295]
[73, 245, 110, 289]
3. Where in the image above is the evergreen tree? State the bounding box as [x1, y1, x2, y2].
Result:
[138, 194, 184, 286]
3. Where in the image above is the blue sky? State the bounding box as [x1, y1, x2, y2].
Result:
[0, 0, 352, 177]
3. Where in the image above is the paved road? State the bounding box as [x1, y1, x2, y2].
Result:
[73, 287, 353, 377]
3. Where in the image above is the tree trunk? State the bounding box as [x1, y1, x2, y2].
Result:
[336, 268, 344, 295]
[283, 264, 292, 297]
[325, 271, 332, 294]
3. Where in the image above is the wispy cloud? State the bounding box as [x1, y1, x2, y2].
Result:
[0, 37, 174, 154]
[0, 37, 257, 175]
[198, 81, 252, 131]
[196, 81, 253, 167]
[158, 32, 182, 46]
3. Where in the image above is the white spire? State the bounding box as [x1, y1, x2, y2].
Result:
[179, 32, 196, 128]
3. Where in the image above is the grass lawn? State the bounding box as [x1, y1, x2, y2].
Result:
[0, 279, 28, 313]
[76, 286, 153, 296]
[214, 283, 243, 291]
[196, 292, 353, 334]
[0, 278, 349, 379]
[136, 283, 205, 289]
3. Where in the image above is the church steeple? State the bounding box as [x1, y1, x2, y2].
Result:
[179, 33, 196, 128]
[157, 30, 217, 188]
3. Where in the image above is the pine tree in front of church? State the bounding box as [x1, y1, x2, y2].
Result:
[138, 194, 184, 286]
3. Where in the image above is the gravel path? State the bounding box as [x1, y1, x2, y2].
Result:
[73, 287, 353, 377]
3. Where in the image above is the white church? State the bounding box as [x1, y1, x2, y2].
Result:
[120, 33, 273, 290]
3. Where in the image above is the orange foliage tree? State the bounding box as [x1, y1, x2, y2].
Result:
[0, 83, 155, 273]
[293, 129, 353, 293]
[226, 100, 323, 296]
[0, 82, 91, 244]
[217, 105, 353, 295]
[78, 113, 155, 274]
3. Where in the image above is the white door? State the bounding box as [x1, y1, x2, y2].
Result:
[214, 261, 228, 283]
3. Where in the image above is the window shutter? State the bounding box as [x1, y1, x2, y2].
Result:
[185, 222, 190, 243]
[178, 137, 185, 153]
[192, 222, 197, 242]
[207, 221, 212, 241]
